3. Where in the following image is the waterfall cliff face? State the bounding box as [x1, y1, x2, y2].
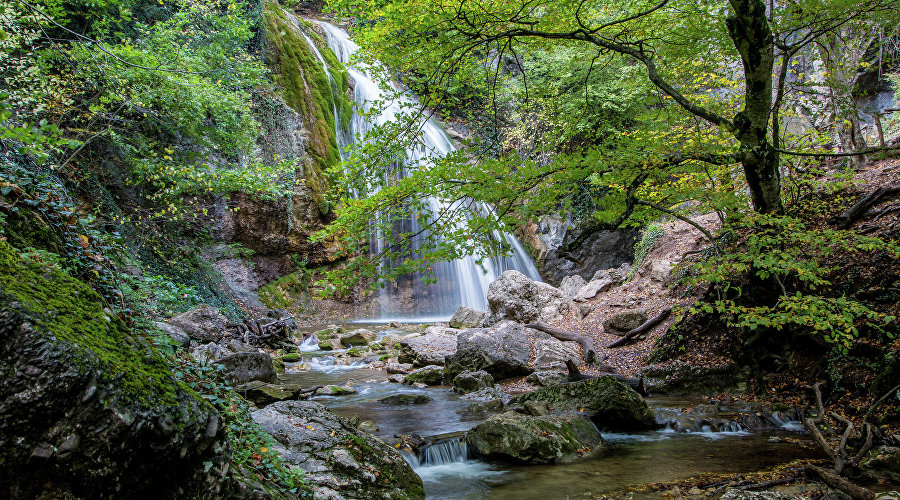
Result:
[310, 21, 541, 319]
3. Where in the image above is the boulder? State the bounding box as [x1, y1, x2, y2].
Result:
[467, 411, 604, 464]
[403, 365, 444, 385]
[444, 323, 533, 380]
[452, 370, 495, 393]
[531, 337, 581, 371]
[236, 381, 308, 406]
[378, 394, 433, 405]
[398, 326, 459, 366]
[559, 275, 587, 299]
[512, 377, 656, 431]
[154, 321, 191, 349]
[448, 306, 487, 329]
[0, 242, 230, 498]
[315, 384, 358, 396]
[573, 277, 616, 302]
[648, 258, 674, 283]
[192, 342, 233, 364]
[252, 401, 424, 499]
[603, 309, 648, 334]
[861, 446, 900, 482]
[169, 304, 229, 344]
[590, 263, 631, 283]
[525, 371, 569, 387]
[388, 374, 405, 384]
[216, 352, 277, 384]
[485, 270, 570, 325]
[385, 362, 414, 374]
[340, 329, 375, 347]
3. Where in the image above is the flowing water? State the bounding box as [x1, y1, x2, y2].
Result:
[282, 328, 817, 500]
[306, 21, 541, 320]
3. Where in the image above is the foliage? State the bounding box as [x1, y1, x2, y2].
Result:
[685, 213, 899, 355]
[626, 223, 664, 281]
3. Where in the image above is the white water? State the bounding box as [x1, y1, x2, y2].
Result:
[297, 335, 320, 352]
[310, 21, 541, 319]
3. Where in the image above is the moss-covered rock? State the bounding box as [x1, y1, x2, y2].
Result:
[467, 411, 604, 464]
[403, 365, 444, 385]
[282, 352, 302, 362]
[0, 241, 230, 497]
[512, 377, 656, 431]
[236, 381, 308, 407]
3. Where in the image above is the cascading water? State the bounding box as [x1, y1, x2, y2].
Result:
[308, 21, 541, 319]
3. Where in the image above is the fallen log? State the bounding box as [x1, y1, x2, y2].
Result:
[606, 307, 672, 348]
[525, 321, 596, 364]
[831, 186, 900, 229]
[806, 465, 874, 500]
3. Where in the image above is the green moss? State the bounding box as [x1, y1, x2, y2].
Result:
[0, 241, 182, 406]
[282, 352, 301, 362]
[263, 0, 351, 212]
[258, 269, 307, 309]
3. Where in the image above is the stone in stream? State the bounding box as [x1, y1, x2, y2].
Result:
[602, 309, 648, 334]
[385, 362, 414, 374]
[316, 325, 343, 341]
[466, 411, 604, 464]
[403, 365, 444, 385]
[340, 328, 376, 347]
[236, 381, 308, 406]
[512, 376, 656, 431]
[252, 401, 424, 500]
[388, 374, 405, 384]
[443, 322, 533, 381]
[216, 351, 277, 384]
[378, 394, 433, 405]
[448, 306, 487, 328]
[485, 270, 570, 325]
[315, 384, 358, 396]
[398, 326, 460, 366]
[452, 370, 494, 393]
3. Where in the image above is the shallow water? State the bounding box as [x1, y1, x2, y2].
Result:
[283, 333, 816, 499]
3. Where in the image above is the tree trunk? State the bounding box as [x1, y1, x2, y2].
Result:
[727, 0, 783, 214]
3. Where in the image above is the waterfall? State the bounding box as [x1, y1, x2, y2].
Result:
[308, 21, 541, 319]
[401, 436, 469, 468]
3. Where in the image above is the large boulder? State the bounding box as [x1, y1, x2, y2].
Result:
[154, 321, 191, 349]
[531, 337, 581, 371]
[449, 306, 487, 329]
[236, 381, 309, 407]
[0, 242, 230, 498]
[444, 323, 533, 380]
[252, 401, 424, 500]
[590, 262, 631, 283]
[559, 275, 587, 299]
[169, 304, 229, 344]
[485, 270, 570, 325]
[467, 411, 604, 464]
[452, 370, 495, 393]
[526, 371, 569, 387]
[216, 352, 277, 384]
[574, 263, 633, 302]
[603, 309, 648, 334]
[398, 326, 459, 366]
[512, 377, 656, 431]
[402, 365, 444, 386]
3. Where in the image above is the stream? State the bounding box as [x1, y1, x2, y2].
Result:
[282, 324, 815, 500]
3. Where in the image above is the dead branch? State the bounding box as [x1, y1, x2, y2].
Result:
[606, 307, 672, 348]
[806, 465, 874, 500]
[526, 321, 596, 364]
[831, 186, 900, 229]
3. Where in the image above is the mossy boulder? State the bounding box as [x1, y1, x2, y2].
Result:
[452, 370, 494, 393]
[253, 400, 423, 499]
[0, 241, 230, 497]
[315, 384, 358, 396]
[315, 326, 343, 341]
[378, 394, 433, 405]
[340, 328, 376, 347]
[861, 446, 900, 482]
[346, 345, 370, 357]
[403, 365, 444, 385]
[512, 377, 656, 431]
[236, 381, 309, 407]
[216, 352, 277, 385]
[467, 411, 604, 464]
[282, 352, 301, 362]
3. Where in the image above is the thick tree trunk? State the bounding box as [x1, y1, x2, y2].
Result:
[727, 0, 783, 214]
